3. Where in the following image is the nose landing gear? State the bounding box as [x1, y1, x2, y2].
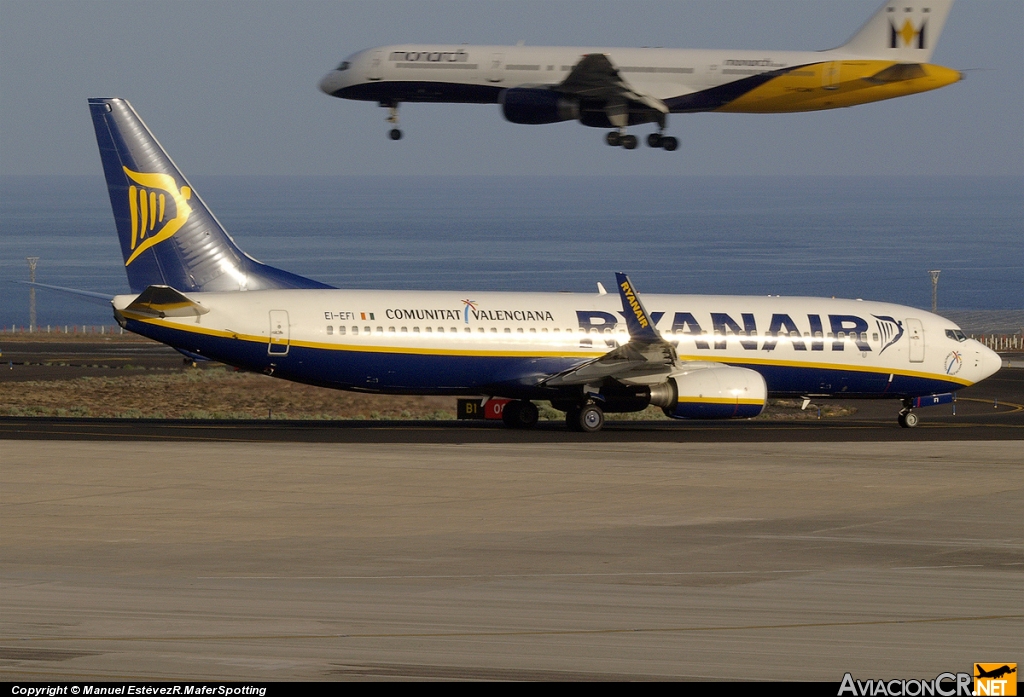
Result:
[382, 101, 402, 140]
[898, 402, 920, 428]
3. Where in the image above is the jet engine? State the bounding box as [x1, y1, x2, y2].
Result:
[649, 365, 767, 420]
[500, 88, 580, 125]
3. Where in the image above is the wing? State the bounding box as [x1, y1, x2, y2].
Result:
[542, 273, 677, 387]
[554, 54, 669, 118]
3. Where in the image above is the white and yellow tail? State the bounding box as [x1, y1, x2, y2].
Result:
[837, 0, 955, 62]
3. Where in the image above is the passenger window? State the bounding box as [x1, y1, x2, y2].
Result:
[504, 328, 512, 334]
[490, 327, 497, 333]
[326, 325, 333, 335]
[517, 328, 524, 334]
[530, 328, 536, 333]
[413, 327, 420, 333]
[477, 327, 485, 333]
[338, 326, 346, 335]
[425, 327, 432, 333]
[376, 327, 383, 334]
[352, 326, 359, 335]
[364, 326, 370, 334]
[401, 326, 407, 333]
[388, 326, 395, 333]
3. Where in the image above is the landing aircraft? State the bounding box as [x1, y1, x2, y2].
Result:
[319, 0, 961, 149]
[89, 98, 999, 431]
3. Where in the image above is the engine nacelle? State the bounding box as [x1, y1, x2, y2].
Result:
[650, 366, 767, 420]
[500, 88, 580, 125]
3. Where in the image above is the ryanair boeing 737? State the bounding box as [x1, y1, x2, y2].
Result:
[88, 98, 998, 432]
[319, 0, 961, 149]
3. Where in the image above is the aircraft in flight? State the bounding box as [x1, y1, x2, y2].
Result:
[319, 0, 961, 149]
[87, 98, 998, 431]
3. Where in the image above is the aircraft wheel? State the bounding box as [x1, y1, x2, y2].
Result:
[661, 136, 678, 151]
[621, 134, 638, 150]
[502, 400, 539, 429]
[571, 404, 605, 433]
[606, 131, 621, 147]
[647, 133, 663, 148]
[389, 128, 403, 141]
[898, 411, 919, 428]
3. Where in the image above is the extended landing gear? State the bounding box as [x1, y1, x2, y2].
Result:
[382, 100, 402, 140]
[898, 409, 919, 428]
[606, 131, 637, 149]
[646, 132, 678, 151]
[606, 130, 676, 151]
[502, 400, 539, 429]
[566, 403, 605, 433]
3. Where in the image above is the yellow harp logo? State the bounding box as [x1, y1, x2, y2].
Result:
[123, 167, 193, 266]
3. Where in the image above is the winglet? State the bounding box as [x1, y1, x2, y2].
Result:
[615, 273, 661, 342]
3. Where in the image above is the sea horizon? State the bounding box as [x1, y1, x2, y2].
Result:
[2, 174, 1021, 328]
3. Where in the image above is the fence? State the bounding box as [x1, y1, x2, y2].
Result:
[972, 334, 1022, 352]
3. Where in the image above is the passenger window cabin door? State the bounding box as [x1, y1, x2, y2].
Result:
[269, 310, 290, 355]
[906, 317, 924, 363]
[488, 53, 505, 83]
[368, 50, 383, 81]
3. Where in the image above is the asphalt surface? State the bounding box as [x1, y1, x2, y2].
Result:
[1, 339, 1022, 681]
[1, 338, 1022, 442]
[2, 440, 1021, 681]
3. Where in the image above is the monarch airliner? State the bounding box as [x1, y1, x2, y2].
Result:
[88, 97, 998, 432]
[319, 0, 962, 149]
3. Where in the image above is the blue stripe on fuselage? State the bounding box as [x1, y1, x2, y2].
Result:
[126, 319, 964, 401]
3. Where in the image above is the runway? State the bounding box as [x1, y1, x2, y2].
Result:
[1, 440, 1021, 681]
[2, 341, 1022, 680]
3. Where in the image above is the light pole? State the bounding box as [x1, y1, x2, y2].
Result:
[27, 257, 39, 332]
[928, 270, 940, 314]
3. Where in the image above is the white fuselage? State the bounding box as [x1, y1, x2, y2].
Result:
[113, 288, 1000, 398]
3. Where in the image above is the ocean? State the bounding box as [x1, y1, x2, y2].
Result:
[1, 175, 1021, 328]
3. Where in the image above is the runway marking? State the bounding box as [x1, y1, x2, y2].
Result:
[194, 569, 818, 581]
[4, 613, 1021, 644]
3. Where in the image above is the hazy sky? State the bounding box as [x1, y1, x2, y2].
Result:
[1, 0, 1021, 176]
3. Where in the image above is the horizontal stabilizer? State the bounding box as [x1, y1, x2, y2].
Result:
[122, 285, 209, 318]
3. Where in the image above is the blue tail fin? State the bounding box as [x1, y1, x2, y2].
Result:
[88, 98, 331, 293]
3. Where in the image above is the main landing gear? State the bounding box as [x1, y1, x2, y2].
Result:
[605, 130, 677, 151]
[566, 403, 605, 433]
[501, 400, 540, 429]
[381, 100, 402, 140]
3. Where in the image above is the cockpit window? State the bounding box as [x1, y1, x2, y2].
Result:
[945, 329, 967, 342]
[335, 61, 350, 71]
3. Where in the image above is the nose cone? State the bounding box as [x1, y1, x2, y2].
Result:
[978, 343, 1002, 382]
[319, 70, 346, 96]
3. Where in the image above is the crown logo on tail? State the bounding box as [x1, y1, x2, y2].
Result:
[123, 167, 193, 266]
[890, 18, 927, 49]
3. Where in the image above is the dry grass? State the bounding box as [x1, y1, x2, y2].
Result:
[0, 367, 457, 420]
[0, 365, 854, 421]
